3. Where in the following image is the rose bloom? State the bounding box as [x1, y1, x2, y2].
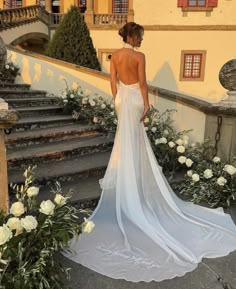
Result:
[0, 225, 12, 245]
[213, 156, 221, 163]
[155, 138, 160, 145]
[159, 137, 167, 144]
[89, 100, 96, 106]
[187, 170, 193, 177]
[176, 139, 183, 146]
[21, 216, 38, 232]
[93, 116, 98, 123]
[82, 98, 88, 104]
[6, 217, 23, 235]
[110, 104, 114, 109]
[151, 127, 157, 133]
[185, 158, 193, 168]
[178, 156, 187, 164]
[144, 127, 148, 131]
[83, 218, 95, 233]
[204, 169, 213, 179]
[54, 194, 66, 206]
[143, 117, 149, 124]
[70, 94, 75, 99]
[27, 186, 39, 198]
[223, 164, 236, 176]
[177, 145, 185, 153]
[192, 173, 200, 182]
[168, 141, 175, 148]
[182, 135, 189, 141]
[39, 200, 55, 215]
[10, 202, 25, 217]
[217, 176, 227, 186]
[163, 129, 169, 135]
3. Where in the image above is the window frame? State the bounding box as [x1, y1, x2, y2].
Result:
[112, 0, 128, 14]
[179, 50, 207, 81]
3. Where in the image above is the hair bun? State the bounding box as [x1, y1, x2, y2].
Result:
[118, 27, 125, 38]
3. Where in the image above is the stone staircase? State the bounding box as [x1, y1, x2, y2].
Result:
[0, 76, 113, 207]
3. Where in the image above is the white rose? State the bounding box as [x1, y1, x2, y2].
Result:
[192, 173, 200, 182]
[144, 127, 148, 131]
[143, 117, 149, 124]
[151, 127, 157, 133]
[163, 129, 169, 135]
[204, 169, 213, 179]
[182, 135, 189, 141]
[178, 156, 187, 164]
[113, 119, 118, 125]
[6, 217, 23, 235]
[83, 218, 95, 233]
[70, 94, 75, 99]
[110, 104, 114, 109]
[10, 202, 25, 217]
[183, 139, 189, 146]
[21, 216, 38, 232]
[187, 170, 193, 177]
[0, 225, 12, 245]
[93, 116, 98, 123]
[89, 99, 96, 106]
[159, 137, 167, 144]
[177, 145, 185, 153]
[217, 176, 227, 186]
[63, 99, 68, 103]
[185, 158, 193, 168]
[213, 156, 221, 163]
[82, 98, 88, 104]
[168, 141, 175, 148]
[110, 111, 114, 116]
[223, 164, 236, 176]
[5, 64, 9, 69]
[39, 200, 55, 215]
[54, 194, 66, 206]
[191, 143, 196, 147]
[101, 103, 106, 109]
[176, 139, 183, 146]
[27, 186, 39, 198]
[155, 138, 160, 145]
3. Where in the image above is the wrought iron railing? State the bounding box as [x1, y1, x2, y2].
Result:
[94, 13, 127, 25]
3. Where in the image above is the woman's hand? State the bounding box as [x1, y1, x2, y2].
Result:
[140, 105, 149, 122]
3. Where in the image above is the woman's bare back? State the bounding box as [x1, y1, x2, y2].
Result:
[111, 48, 143, 85]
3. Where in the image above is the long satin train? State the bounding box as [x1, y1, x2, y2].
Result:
[63, 82, 236, 282]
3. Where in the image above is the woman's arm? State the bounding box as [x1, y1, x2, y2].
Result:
[138, 53, 149, 121]
[110, 57, 117, 99]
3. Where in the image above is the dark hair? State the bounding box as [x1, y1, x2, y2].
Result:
[118, 22, 144, 42]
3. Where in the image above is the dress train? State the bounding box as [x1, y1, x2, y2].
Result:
[63, 82, 236, 282]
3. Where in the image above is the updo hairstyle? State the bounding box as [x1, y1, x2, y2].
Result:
[118, 22, 144, 43]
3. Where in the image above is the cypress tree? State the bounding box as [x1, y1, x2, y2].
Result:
[47, 6, 101, 71]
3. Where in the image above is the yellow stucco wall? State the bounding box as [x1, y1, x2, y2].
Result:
[133, 0, 236, 25]
[62, 0, 75, 13]
[24, 0, 37, 6]
[96, 0, 110, 14]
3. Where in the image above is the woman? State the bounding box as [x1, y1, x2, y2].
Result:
[64, 22, 236, 282]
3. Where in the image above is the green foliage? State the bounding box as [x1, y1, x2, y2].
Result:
[0, 166, 93, 289]
[0, 59, 20, 78]
[47, 5, 101, 71]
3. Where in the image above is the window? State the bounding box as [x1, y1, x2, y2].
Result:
[180, 50, 206, 81]
[11, 0, 22, 8]
[78, 0, 86, 13]
[188, 0, 206, 7]
[112, 0, 128, 13]
[178, 0, 218, 11]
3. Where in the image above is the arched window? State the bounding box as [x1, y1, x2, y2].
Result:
[112, 0, 128, 13]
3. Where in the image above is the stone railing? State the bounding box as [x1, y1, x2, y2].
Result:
[94, 14, 127, 25]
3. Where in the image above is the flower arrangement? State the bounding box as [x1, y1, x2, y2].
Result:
[59, 84, 236, 208]
[0, 59, 20, 79]
[0, 166, 94, 289]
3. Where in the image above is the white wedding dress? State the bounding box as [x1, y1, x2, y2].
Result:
[64, 81, 236, 282]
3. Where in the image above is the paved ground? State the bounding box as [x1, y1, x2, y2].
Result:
[58, 205, 236, 289]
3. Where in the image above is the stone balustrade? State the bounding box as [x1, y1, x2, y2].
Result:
[94, 14, 127, 25]
[0, 5, 39, 24]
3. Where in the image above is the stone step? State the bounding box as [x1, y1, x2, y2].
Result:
[13, 114, 75, 131]
[6, 123, 98, 148]
[8, 150, 111, 186]
[0, 83, 30, 90]
[5, 97, 60, 108]
[7, 135, 113, 168]
[0, 89, 47, 99]
[0, 77, 15, 83]
[13, 105, 64, 117]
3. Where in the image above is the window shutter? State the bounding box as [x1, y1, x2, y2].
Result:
[207, 0, 218, 7]
[177, 0, 188, 7]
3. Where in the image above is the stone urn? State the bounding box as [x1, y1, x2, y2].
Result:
[0, 36, 7, 73]
[218, 59, 236, 107]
